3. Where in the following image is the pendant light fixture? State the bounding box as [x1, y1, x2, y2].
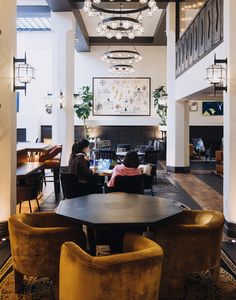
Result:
[83, 0, 158, 40]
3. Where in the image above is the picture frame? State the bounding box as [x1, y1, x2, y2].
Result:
[189, 101, 198, 111]
[202, 101, 224, 116]
[93, 77, 151, 116]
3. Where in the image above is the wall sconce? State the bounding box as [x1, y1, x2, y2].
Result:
[73, 93, 81, 106]
[13, 53, 35, 95]
[206, 54, 227, 95]
[44, 91, 65, 113]
[44, 92, 53, 114]
[58, 91, 65, 109]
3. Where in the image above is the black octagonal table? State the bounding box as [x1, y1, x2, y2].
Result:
[56, 193, 182, 253]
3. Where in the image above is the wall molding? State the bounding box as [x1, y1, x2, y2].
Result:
[224, 220, 236, 238]
[166, 166, 190, 173]
[0, 221, 8, 239]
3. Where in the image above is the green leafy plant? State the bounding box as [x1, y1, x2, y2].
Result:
[153, 86, 168, 126]
[74, 86, 93, 138]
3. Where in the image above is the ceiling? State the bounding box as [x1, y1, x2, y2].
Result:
[17, 0, 174, 51]
[80, 8, 163, 37]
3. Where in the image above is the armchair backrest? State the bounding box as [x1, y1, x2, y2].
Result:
[59, 232, 163, 300]
[60, 172, 90, 198]
[114, 175, 144, 194]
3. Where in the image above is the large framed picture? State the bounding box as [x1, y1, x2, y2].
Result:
[93, 77, 151, 116]
[202, 101, 223, 116]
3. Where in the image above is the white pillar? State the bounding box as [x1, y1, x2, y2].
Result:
[0, 1, 17, 229]
[166, 3, 190, 172]
[223, 0, 236, 236]
[51, 12, 75, 166]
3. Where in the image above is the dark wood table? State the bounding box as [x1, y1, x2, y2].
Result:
[56, 193, 182, 253]
[16, 162, 45, 179]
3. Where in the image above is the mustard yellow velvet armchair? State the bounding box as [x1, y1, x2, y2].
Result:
[149, 210, 224, 298]
[59, 232, 163, 300]
[8, 212, 87, 295]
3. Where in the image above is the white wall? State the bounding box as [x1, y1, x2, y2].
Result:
[189, 101, 223, 126]
[75, 45, 167, 126]
[17, 31, 53, 142]
[175, 43, 226, 101]
[16, 30, 223, 142]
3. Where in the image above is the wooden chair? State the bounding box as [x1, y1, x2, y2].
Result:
[39, 145, 62, 200]
[17, 170, 43, 213]
[113, 175, 144, 194]
[60, 172, 91, 199]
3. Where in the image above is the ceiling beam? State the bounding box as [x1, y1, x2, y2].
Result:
[90, 36, 156, 46]
[73, 9, 90, 52]
[45, 0, 72, 12]
[153, 10, 166, 45]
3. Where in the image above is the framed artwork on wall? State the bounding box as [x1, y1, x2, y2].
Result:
[93, 77, 151, 116]
[202, 101, 223, 116]
[189, 101, 198, 111]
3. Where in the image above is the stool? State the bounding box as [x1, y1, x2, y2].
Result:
[39, 145, 62, 200]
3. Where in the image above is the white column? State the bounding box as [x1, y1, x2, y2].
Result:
[51, 12, 75, 166]
[0, 1, 17, 226]
[223, 0, 236, 236]
[166, 3, 190, 172]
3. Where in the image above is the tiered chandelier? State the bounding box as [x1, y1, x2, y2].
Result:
[83, 0, 158, 40]
[101, 47, 142, 74]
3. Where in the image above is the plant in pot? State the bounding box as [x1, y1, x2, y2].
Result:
[153, 86, 168, 131]
[74, 86, 93, 139]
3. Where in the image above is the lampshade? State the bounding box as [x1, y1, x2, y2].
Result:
[205, 64, 226, 84]
[16, 63, 35, 84]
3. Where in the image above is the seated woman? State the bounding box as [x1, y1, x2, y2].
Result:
[107, 151, 142, 188]
[68, 139, 102, 193]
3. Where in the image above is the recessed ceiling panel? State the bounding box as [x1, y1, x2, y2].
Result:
[80, 8, 163, 37]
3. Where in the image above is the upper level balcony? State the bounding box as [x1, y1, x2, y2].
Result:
[176, 0, 224, 78]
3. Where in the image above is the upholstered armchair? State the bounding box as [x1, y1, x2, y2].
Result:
[59, 232, 163, 300]
[8, 212, 87, 295]
[149, 210, 224, 298]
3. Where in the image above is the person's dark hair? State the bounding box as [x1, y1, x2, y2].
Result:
[77, 139, 90, 153]
[123, 151, 139, 168]
[71, 142, 79, 159]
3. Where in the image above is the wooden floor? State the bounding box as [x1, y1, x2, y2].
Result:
[17, 164, 224, 215]
[2, 163, 234, 268]
[170, 171, 223, 212]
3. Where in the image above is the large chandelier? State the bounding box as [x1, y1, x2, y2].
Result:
[101, 48, 142, 64]
[109, 64, 135, 74]
[101, 46, 142, 74]
[97, 16, 144, 39]
[83, 0, 158, 39]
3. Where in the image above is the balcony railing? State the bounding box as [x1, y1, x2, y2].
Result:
[176, 0, 223, 78]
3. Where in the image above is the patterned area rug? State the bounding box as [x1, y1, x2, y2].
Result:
[152, 172, 179, 193]
[0, 250, 235, 300]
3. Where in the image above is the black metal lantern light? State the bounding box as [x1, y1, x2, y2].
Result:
[206, 54, 227, 95]
[13, 53, 35, 95]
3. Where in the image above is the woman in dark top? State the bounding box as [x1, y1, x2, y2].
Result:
[69, 139, 101, 193]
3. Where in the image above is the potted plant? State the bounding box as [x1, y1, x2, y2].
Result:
[74, 86, 93, 139]
[153, 86, 168, 130]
